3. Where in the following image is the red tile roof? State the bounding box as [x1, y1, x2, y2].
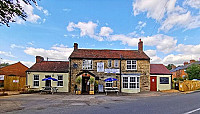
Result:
[26, 61, 69, 73]
[150, 64, 171, 75]
[69, 49, 150, 60]
[0, 62, 28, 77]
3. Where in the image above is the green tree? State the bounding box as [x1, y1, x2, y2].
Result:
[0, 63, 9, 67]
[165, 64, 175, 70]
[186, 64, 200, 80]
[0, 0, 37, 27]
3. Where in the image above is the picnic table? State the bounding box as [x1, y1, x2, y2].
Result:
[104, 87, 119, 95]
[40, 87, 58, 94]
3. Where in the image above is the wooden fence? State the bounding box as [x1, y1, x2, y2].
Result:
[179, 80, 200, 92]
[4, 75, 26, 91]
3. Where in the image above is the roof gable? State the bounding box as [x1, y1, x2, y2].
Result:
[69, 49, 150, 60]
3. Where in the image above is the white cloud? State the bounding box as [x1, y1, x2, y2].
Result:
[0, 59, 34, 68]
[10, 44, 24, 49]
[183, 0, 200, 9]
[63, 8, 71, 12]
[136, 21, 146, 30]
[176, 44, 200, 54]
[99, 27, 113, 36]
[133, 0, 200, 32]
[0, 51, 15, 58]
[36, 5, 49, 16]
[145, 50, 163, 64]
[24, 44, 73, 61]
[109, 34, 177, 53]
[67, 21, 103, 41]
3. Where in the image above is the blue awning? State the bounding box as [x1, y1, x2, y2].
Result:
[104, 78, 117, 82]
[42, 77, 58, 81]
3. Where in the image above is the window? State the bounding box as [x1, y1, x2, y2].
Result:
[123, 77, 128, 88]
[33, 75, 39, 87]
[160, 77, 169, 84]
[106, 80, 113, 87]
[57, 75, 63, 87]
[127, 60, 137, 70]
[82, 60, 93, 70]
[114, 60, 119, 67]
[108, 59, 112, 68]
[122, 76, 140, 89]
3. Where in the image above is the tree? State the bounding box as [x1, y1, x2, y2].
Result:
[0, 0, 37, 27]
[185, 64, 200, 80]
[0, 62, 9, 67]
[165, 64, 175, 70]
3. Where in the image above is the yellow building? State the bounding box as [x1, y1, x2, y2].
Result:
[26, 56, 69, 92]
[150, 64, 172, 91]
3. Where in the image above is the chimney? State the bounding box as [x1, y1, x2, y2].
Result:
[190, 59, 195, 64]
[74, 43, 78, 50]
[184, 62, 189, 66]
[138, 39, 143, 51]
[36, 56, 44, 63]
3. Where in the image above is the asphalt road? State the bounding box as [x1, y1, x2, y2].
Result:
[8, 92, 200, 114]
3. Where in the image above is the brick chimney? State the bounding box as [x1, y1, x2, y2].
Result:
[36, 56, 44, 63]
[138, 39, 143, 51]
[190, 59, 195, 64]
[184, 62, 189, 66]
[74, 43, 78, 50]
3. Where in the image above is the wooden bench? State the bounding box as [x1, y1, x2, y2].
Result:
[105, 87, 119, 95]
[40, 87, 58, 94]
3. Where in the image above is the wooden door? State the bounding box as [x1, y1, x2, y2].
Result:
[150, 76, 157, 91]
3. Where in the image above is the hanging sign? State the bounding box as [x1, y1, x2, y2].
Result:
[13, 80, 19, 83]
[0, 75, 4, 80]
[97, 62, 104, 72]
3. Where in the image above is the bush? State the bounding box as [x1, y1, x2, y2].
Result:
[75, 76, 82, 84]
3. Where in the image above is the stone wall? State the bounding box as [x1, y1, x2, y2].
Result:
[70, 59, 150, 93]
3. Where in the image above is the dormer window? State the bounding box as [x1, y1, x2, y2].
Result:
[82, 60, 93, 70]
[127, 60, 137, 70]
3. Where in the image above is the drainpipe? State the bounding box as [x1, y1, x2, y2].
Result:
[120, 55, 122, 93]
[69, 58, 71, 93]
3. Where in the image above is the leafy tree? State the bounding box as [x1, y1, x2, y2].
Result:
[165, 64, 175, 70]
[0, 0, 37, 27]
[0, 63, 9, 67]
[186, 64, 200, 80]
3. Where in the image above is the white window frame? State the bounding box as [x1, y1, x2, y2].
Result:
[82, 59, 93, 70]
[122, 75, 140, 89]
[108, 59, 112, 68]
[33, 74, 39, 87]
[57, 75, 63, 87]
[105, 80, 113, 88]
[114, 60, 119, 68]
[126, 60, 137, 70]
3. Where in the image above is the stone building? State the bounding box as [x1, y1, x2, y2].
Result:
[69, 39, 150, 94]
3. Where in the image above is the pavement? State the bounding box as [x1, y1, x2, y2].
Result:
[0, 91, 180, 113]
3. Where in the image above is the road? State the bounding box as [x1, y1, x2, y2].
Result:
[6, 92, 200, 114]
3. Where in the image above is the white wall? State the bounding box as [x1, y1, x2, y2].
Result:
[151, 74, 171, 91]
[27, 72, 69, 92]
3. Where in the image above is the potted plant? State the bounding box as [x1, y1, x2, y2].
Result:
[75, 76, 82, 95]
[89, 77, 95, 95]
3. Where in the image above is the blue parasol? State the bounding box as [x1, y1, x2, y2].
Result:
[42, 77, 58, 81]
[104, 78, 117, 82]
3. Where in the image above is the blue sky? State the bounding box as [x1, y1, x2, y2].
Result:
[0, 0, 200, 67]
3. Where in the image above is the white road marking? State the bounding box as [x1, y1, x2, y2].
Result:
[184, 108, 200, 114]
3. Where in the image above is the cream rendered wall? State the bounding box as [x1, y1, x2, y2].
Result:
[27, 72, 69, 92]
[151, 75, 171, 91]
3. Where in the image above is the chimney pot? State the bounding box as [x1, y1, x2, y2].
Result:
[36, 56, 44, 63]
[138, 39, 143, 51]
[184, 62, 189, 66]
[74, 43, 78, 50]
[190, 59, 195, 64]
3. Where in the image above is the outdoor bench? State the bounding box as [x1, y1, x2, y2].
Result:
[104, 87, 119, 95]
[40, 87, 58, 94]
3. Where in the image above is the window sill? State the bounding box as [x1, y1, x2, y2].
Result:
[57, 86, 63, 87]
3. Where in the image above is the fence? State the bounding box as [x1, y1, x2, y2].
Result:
[179, 80, 200, 92]
[4, 75, 26, 91]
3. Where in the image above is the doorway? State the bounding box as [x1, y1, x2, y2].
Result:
[45, 75, 51, 87]
[150, 76, 157, 91]
[82, 76, 90, 94]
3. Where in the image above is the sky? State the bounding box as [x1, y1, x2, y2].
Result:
[0, 0, 200, 67]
